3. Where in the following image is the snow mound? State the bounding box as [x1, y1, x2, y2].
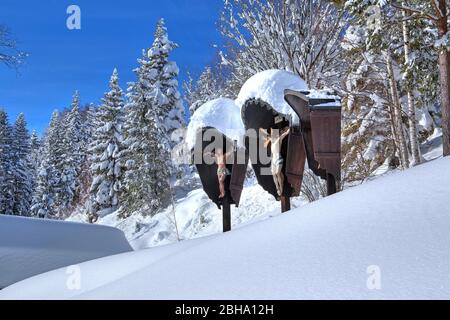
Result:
[185, 98, 245, 150]
[236, 69, 308, 118]
[129, 181, 305, 250]
[2, 157, 450, 299]
[0, 215, 132, 289]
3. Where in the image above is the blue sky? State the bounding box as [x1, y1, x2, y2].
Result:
[0, 0, 224, 133]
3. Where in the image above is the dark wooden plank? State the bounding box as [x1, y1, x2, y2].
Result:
[229, 145, 249, 207]
[222, 197, 231, 232]
[285, 126, 306, 196]
[310, 109, 341, 186]
[327, 174, 337, 196]
[280, 196, 291, 213]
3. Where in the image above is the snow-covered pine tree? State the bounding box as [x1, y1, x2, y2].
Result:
[31, 157, 53, 218]
[58, 91, 84, 215]
[146, 18, 187, 185]
[30, 130, 41, 174]
[147, 18, 185, 145]
[83, 103, 98, 138]
[88, 69, 125, 222]
[76, 103, 97, 211]
[29, 130, 42, 204]
[0, 109, 14, 215]
[31, 111, 63, 218]
[121, 47, 171, 218]
[11, 113, 33, 216]
[184, 67, 221, 115]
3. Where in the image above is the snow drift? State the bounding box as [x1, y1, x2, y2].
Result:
[235, 69, 308, 119]
[0, 216, 132, 289]
[1, 157, 449, 299]
[185, 98, 245, 150]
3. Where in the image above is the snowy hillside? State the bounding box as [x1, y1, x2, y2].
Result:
[2, 157, 449, 299]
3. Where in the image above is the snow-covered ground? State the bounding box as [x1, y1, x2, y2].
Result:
[2, 156, 449, 299]
[422, 128, 443, 161]
[0, 215, 132, 289]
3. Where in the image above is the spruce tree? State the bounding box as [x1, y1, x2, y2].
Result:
[0, 109, 14, 214]
[121, 47, 171, 217]
[185, 67, 220, 115]
[29, 130, 41, 191]
[147, 18, 185, 144]
[146, 18, 186, 184]
[58, 91, 84, 214]
[31, 111, 63, 218]
[31, 158, 53, 218]
[88, 69, 125, 221]
[75, 104, 97, 212]
[11, 113, 32, 216]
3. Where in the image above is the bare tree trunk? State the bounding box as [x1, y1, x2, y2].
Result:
[434, 0, 450, 156]
[402, 7, 421, 164]
[387, 102, 400, 163]
[439, 52, 450, 156]
[168, 182, 180, 241]
[386, 53, 410, 168]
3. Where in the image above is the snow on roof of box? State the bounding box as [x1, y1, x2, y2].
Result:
[185, 98, 245, 150]
[306, 89, 341, 101]
[236, 69, 308, 118]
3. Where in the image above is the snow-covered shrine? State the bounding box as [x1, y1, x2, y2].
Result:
[186, 98, 248, 232]
[187, 70, 342, 230]
[238, 70, 342, 211]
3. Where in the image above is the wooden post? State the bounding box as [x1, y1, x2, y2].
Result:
[327, 174, 337, 196]
[280, 195, 291, 213]
[222, 197, 231, 232]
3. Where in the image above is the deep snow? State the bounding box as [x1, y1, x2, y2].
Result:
[2, 156, 449, 299]
[0, 215, 132, 289]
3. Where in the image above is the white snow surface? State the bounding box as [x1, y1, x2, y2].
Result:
[185, 98, 245, 150]
[236, 69, 308, 118]
[0, 215, 132, 289]
[127, 180, 305, 250]
[2, 157, 450, 299]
